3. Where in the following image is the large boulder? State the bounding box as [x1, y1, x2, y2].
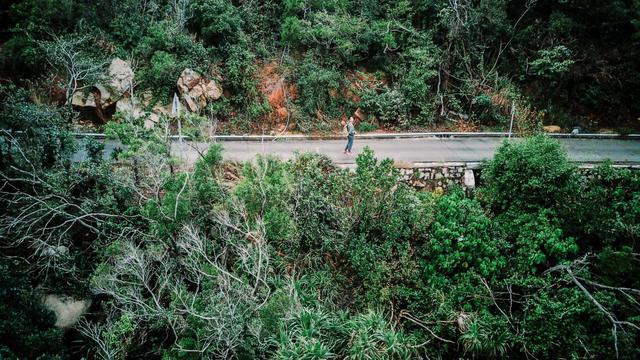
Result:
[71, 91, 86, 107]
[72, 58, 131, 108]
[543, 125, 562, 133]
[70, 84, 114, 109]
[109, 58, 134, 95]
[69, 59, 141, 125]
[116, 97, 144, 118]
[70, 58, 132, 112]
[177, 68, 201, 95]
[177, 68, 222, 112]
[205, 80, 222, 100]
[183, 95, 199, 113]
[43, 295, 91, 328]
[93, 84, 114, 107]
[73, 85, 115, 123]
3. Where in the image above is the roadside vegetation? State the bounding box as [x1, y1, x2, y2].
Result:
[1, 90, 639, 359]
[1, 0, 639, 134]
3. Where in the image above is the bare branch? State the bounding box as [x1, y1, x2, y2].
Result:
[546, 255, 640, 358]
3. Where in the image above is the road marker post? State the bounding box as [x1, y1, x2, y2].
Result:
[508, 101, 515, 140]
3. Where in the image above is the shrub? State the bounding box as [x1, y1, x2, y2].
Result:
[459, 311, 511, 358]
[287, 153, 347, 257]
[345, 148, 433, 307]
[529, 45, 574, 78]
[421, 188, 505, 284]
[398, 45, 440, 123]
[280, 16, 303, 45]
[295, 53, 343, 119]
[272, 307, 344, 359]
[190, 0, 244, 46]
[360, 87, 409, 127]
[234, 155, 297, 244]
[494, 208, 578, 274]
[357, 121, 377, 132]
[480, 135, 580, 214]
[139, 51, 181, 98]
[471, 94, 507, 124]
[574, 162, 640, 248]
[223, 43, 258, 105]
[345, 309, 417, 359]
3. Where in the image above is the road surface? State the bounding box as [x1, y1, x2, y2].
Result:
[164, 137, 640, 165]
[81, 137, 640, 165]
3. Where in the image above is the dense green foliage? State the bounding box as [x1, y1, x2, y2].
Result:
[1, 0, 638, 132]
[1, 96, 639, 358]
[1, 2, 640, 356]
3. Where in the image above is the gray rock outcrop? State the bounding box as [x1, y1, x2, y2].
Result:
[109, 58, 134, 95]
[177, 68, 222, 112]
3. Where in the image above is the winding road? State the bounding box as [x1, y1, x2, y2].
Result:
[85, 136, 640, 165]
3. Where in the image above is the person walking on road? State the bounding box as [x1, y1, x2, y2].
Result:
[343, 117, 356, 154]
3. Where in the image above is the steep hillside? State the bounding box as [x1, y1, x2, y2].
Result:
[0, 0, 639, 134]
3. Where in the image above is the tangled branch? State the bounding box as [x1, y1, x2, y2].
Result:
[546, 254, 640, 357]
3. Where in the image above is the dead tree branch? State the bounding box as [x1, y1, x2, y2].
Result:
[546, 254, 640, 357]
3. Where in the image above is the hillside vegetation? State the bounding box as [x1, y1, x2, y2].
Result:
[1, 1, 640, 359]
[0, 0, 639, 133]
[1, 92, 639, 358]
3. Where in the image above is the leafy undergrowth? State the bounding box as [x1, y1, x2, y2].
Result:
[1, 95, 639, 360]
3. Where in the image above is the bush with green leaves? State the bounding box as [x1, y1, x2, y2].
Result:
[357, 121, 377, 133]
[529, 45, 575, 78]
[573, 161, 640, 248]
[2, 109, 639, 359]
[397, 45, 440, 124]
[471, 93, 509, 124]
[294, 53, 343, 121]
[0, 86, 75, 170]
[360, 87, 409, 127]
[287, 153, 348, 258]
[223, 43, 259, 106]
[190, 0, 244, 46]
[134, 20, 211, 98]
[344, 148, 432, 307]
[494, 208, 578, 274]
[138, 50, 181, 98]
[480, 135, 580, 214]
[459, 311, 512, 358]
[234, 155, 297, 245]
[422, 188, 506, 284]
[345, 309, 417, 359]
[272, 307, 345, 359]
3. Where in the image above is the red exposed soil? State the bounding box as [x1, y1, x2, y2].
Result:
[257, 61, 298, 128]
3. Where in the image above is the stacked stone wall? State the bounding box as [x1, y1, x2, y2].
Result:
[397, 162, 478, 193]
[577, 164, 640, 179]
[392, 163, 640, 193]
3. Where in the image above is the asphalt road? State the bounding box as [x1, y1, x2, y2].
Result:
[87, 137, 640, 165]
[171, 137, 640, 165]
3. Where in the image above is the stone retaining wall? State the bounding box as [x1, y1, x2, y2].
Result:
[577, 164, 640, 178]
[397, 162, 479, 193]
[394, 162, 640, 193]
